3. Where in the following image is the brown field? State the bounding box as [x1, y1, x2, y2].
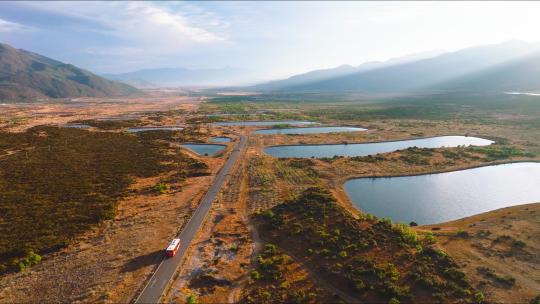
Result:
[0, 95, 538, 303]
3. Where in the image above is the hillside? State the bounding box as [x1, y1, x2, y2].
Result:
[0, 43, 139, 101]
[258, 41, 540, 94]
[254, 50, 443, 91]
[250, 187, 480, 303]
[438, 52, 540, 92]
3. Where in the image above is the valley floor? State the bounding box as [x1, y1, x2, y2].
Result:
[0, 93, 539, 303]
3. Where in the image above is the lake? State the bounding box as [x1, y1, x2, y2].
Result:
[63, 124, 91, 129]
[344, 162, 540, 225]
[265, 136, 493, 158]
[181, 144, 226, 156]
[254, 126, 367, 135]
[212, 120, 316, 126]
[127, 127, 184, 133]
[210, 137, 232, 143]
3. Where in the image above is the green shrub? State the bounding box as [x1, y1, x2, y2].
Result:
[389, 298, 400, 304]
[474, 291, 485, 303]
[263, 210, 275, 219]
[456, 229, 469, 238]
[186, 294, 198, 304]
[153, 182, 168, 194]
[265, 243, 277, 255]
[16, 251, 42, 272]
[250, 270, 261, 280]
[424, 231, 437, 244]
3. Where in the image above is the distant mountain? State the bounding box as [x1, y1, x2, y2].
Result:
[254, 50, 443, 91]
[0, 43, 139, 101]
[438, 52, 540, 92]
[259, 41, 540, 93]
[104, 66, 259, 87]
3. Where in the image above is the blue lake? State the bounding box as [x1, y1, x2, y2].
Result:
[254, 126, 367, 135]
[63, 124, 91, 129]
[213, 120, 316, 126]
[265, 136, 493, 158]
[127, 127, 183, 133]
[181, 144, 226, 156]
[210, 137, 232, 143]
[344, 162, 540, 225]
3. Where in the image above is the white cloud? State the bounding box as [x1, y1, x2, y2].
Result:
[19, 1, 226, 49]
[0, 18, 34, 32]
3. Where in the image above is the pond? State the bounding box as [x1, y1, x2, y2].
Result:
[254, 126, 367, 135]
[265, 136, 493, 158]
[210, 137, 232, 143]
[127, 127, 184, 133]
[212, 120, 316, 126]
[63, 124, 91, 129]
[344, 162, 540, 225]
[181, 144, 226, 156]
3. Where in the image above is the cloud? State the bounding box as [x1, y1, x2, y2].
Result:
[18, 1, 226, 48]
[0, 18, 34, 32]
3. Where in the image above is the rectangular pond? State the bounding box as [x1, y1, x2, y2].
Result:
[63, 124, 91, 129]
[254, 126, 367, 135]
[265, 136, 493, 158]
[212, 120, 316, 126]
[127, 127, 184, 133]
[344, 162, 540, 225]
[181, 144, 226, 156]
[210, 137, 232, 143]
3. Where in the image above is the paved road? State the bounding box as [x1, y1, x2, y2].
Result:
[135, 134, 247, 303]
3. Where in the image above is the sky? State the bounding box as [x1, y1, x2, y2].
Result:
[1, 1, 540, 80]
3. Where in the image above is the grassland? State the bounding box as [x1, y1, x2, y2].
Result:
[0, 126, 207, 273]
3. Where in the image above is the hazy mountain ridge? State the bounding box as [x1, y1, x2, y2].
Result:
[104, 66, 260, 87]
[255, 41, 540, 94]
[0, 43, 139, 101]
[254, 50, 444, 91]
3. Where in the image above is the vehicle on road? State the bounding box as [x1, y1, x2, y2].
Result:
[165, 239, 181, 257]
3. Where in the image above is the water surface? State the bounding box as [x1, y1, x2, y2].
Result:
[255, 126, 366, 135]
[63, 124, 91, 129]
[213, 120, 316, 126]
[211, 137, 232, 143]
[181, 144, 225, 156]
[265, 136, 493, 158]
[344, 162, 540, 225]
[127, 127, 183, 133]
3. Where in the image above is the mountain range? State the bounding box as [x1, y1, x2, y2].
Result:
[253, 41, 540, 94]
[103, 67, 260, 88]
[0, 43, 139, 101]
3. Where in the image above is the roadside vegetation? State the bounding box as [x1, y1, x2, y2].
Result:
[244, 243, 341, 304]
[253, 187, 480, 303]
[0, 126, 207, 274]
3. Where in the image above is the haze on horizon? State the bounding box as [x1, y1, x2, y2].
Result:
[1, 1, 540, 81]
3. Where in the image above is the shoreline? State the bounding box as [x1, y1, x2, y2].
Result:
[262, 133, 496, 148]
[337, 159, 540, 225]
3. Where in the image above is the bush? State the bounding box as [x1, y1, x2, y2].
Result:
[263, 210, 275, 219]
[251, 270, 261, 280]
[186, 294, 198, 304]
[153, 182, 168, 194]
[474, 291, 485, 303]
[389, 298, 400, 304]
[17, 251, 42, 271]
[456, 229, 469, 238]
[424, 231, 437, 244]
[265, 243, 277, 255]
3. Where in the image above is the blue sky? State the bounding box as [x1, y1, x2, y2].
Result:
[1, 1, 540, 79]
